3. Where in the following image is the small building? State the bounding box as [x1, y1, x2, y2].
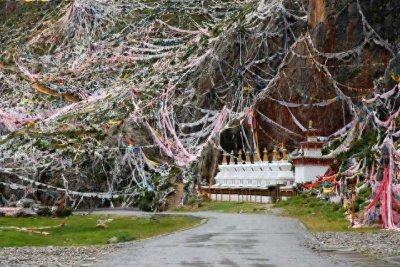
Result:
[206, 146, 295, 203]
[292, 122, 334, 183]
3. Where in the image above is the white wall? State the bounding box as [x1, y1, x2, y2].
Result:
[215, 161, 295, 187]
[294, 165, 330, 183]
[210, 194, 273, 203]
[307, 136, 318, 142]
[304, 149, 322, 157]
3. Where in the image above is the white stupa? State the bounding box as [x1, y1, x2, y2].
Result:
[213, 146, 294, 189]
[207, 145, 295, 203]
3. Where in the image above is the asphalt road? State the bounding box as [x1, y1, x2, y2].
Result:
[94, 211, 349, 267]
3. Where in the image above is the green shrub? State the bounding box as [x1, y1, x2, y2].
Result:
[138, 198, 153, 212]
[55, 207, 72, 217]
[359, 186, 372, 199]
[37, 207, 52, 217]
[137, 191, 155, 212]
[187, 196, 198, 205]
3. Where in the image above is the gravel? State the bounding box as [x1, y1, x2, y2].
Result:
[312, 231, 400, 257]
[0, 246, 116, 267]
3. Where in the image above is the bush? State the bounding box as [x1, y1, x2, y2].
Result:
[187, 196, 204, 208]
[138, 198, 153, 212]
[187, 196, 198, 205]
[36, 207, 53, 217]
[359, 186, 372, 200]
[55, 207, 72, 217]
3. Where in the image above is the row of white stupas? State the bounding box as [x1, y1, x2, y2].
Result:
[215, 146, 294, 188]
[213, 122, 334, 189]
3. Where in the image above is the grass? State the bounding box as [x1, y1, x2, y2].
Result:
[0, 214, 201, 247]
[174, 200, 269, 214]
[274, 194, 379, 232]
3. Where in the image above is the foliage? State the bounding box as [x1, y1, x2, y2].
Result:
[336, 131, 378, 167]
[138, 191, 155, 212]
[36, 207, 53, 217]
[54, 207, 73, 218]
[356, 186, 373, 212]
[322, 138, 343, 155]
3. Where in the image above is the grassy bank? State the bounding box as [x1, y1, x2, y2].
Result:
[274, 194, 377, 232]
[0, 215, 201, 247]
[174, 200, 268, 213]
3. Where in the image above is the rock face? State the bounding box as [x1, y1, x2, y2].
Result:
[211, 0, 400, 181]
[309, 0, 400, 53]
[250, 0, 397, 152]
[183, 0, 308, 118]
[307, 0, 400, 92]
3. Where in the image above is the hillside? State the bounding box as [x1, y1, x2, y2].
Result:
[1, 0, 400, 223]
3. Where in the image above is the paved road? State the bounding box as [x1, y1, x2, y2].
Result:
[93, 211, 349, 267]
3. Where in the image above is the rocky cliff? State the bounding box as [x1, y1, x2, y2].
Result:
[0, 0, 399, 210]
